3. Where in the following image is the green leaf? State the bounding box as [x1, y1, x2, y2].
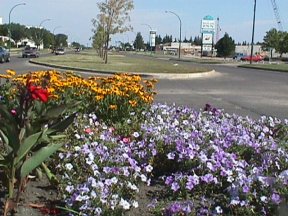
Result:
[19, 128, 26, 141]
[42, 104, 67, 120]
[15, 131, 43, 165]
[50, 134, 67, 140]
[0, 105, 20, 151]
[47, 113, 76, 135]
[20, 143, 64, 178]
[34, 100, 45, 115]
[0, 129, 9, 146]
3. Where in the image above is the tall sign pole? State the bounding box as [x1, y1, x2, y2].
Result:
[201, 15, 216, 57]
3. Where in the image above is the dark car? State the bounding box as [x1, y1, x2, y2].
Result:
[0, 46, 10, 63]
[22, 46, 40, 58]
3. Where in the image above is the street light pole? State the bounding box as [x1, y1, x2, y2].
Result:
[250, 0, 257, 64]
[39, 18, 51, 50]
[141, 23, 152, 53]
[52, 26, 61, 50]
[8, 2, 26, 52]
[165, 10, 182, 59]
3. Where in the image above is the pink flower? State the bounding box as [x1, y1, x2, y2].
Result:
[84, 128, 92, 134]
[11, 109, 17, 116]
[122, 137, 131, 143]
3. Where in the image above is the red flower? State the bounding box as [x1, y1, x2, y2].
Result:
[28, 85, 49, 103]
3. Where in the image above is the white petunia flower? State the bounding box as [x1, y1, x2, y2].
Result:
[119, 198, 131, 210]
[145, 164, 153, 173]
[132, 200, 139, 208]
[65, 163, 73, 171]
[215, 206, 223, 214]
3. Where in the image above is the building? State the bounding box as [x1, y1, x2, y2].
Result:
[235, 45, 264, 56]
[0, 16, 3, 25]
[162, 42, 202, 56]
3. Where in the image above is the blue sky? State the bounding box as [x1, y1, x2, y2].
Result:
[0, 0, 287, 45]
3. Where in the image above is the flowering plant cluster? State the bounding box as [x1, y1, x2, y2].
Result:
[55, 113, 153, 215]
[0, 70, 76, 215]
[141, 104, 288, 215]
[0, 70, 157, 124]
[55, 103, 288, 215]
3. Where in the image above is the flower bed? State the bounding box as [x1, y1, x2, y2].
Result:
[56, 104, 288, 215]
[1, 70, 288, 215]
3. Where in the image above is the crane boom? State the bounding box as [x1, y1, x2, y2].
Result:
[270, 0, 283, 31]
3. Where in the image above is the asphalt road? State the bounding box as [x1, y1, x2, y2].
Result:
[1, 55, 287, 120]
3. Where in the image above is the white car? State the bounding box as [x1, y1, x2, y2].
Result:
[55, 48, 65, 55]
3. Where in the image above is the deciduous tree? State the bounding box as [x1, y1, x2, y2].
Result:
[262, 28, 280, 58]
[91, 18, 105, 57]
[96, 0, 134, 64]
[55, 34, 68, 47]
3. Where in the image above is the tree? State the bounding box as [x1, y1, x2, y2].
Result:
[91, 19, 105, 57]
[193, 36, 202, 45]
[42, 30, 54, 48]
[155, 34, 162, 45]
[27, 27, 42, 48]
[263, 29, 288, 57]
[96, 0, 134, 64]
[278, 32, 288, 56]
[133, 32, 144, 50]
[162, 34, 172, 44]
[215, 33, 235, 57]
[183, 37, 188, 43]
[71, 41, 81, 48]
[55, 34, 68, 47]
[9, 23, 27, 45]
[262, 28, 280, 57]
[0, 24, 8, 36]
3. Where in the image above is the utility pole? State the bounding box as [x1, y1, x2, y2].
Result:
[250, 0, 256, 64]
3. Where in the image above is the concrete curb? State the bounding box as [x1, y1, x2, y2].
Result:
[29, 59, 216, 79]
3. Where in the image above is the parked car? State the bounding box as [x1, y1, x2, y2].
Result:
[22, 46, 40, 58]
[0, 46, 10, 63]
[55, 48, 65, 55]
[240, 55, 263, 62]
[233, 53, 245, 61]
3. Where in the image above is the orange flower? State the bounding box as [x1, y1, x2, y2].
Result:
[109, 105, 117, 110]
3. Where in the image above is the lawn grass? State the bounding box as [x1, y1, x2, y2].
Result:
[134, 51, 226, 64]
[238, 62, 288, 72]
[32, 51, 209, 73]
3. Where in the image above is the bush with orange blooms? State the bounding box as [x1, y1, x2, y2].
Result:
[0, 70, 157, 124]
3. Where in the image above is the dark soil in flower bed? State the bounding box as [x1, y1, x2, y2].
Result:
[0, 173, 63, 216]
[0, 173, 165, 216]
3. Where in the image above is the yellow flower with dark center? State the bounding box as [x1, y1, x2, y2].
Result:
[129, 100, 137, 107]
[6, 69, 16, 76]
[109, 104, 117, 110]
[0, 74, 12, 79]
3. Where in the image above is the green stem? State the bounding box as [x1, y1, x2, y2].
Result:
[41, 162, 59, 184]
[8, 162, 15, 199]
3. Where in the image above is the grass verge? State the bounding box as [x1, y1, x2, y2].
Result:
[238, 62, 288, 72]
[31, 52, 210, 74]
